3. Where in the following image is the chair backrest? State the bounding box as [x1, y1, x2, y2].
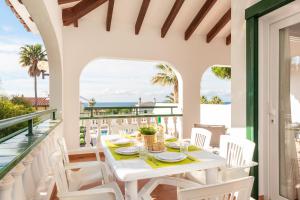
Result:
[50, 151, 69, 194]
[57, 137, 70, 164]
[194, 124, 226, 147]
[178, 176, 254, 200]
[220, 135, 255, 168]
[190, 128, 212, 149]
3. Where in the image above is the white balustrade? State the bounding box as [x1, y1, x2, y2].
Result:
[173, 116, 178, 138]
[31, 148, 42, 185]
[0, 122, 62, 200]
[22, 155, 36, 199]
[164, 117, 169, 135]
[0, 175, 14, 200]
[85, 120, 92, 147]
[11, 164, 26, 200]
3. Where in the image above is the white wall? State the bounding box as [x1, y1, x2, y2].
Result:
[62, 13, 230, 148]
[200, 104, 231, 128]
[231, 0, 260, 130]
[231, 0, 261, 195]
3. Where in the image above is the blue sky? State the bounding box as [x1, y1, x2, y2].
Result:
[0, 1, 230, 103]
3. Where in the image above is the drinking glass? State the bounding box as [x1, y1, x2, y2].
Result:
[180, 140, 189, 153]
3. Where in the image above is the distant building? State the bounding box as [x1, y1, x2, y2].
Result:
[24, 97, 49, 111]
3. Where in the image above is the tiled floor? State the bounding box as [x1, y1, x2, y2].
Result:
[51, 153, 177, 200]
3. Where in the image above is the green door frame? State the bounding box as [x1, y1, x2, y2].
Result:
[245, 0, 294, 198]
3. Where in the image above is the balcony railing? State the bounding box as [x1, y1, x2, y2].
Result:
[79, 106, 183, 147]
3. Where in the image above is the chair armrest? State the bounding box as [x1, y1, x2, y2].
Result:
[68, 146, 102, 154]
[58, 183, 124, 200]
[222, 161, 258, 172]
[65, 161, 102, 170]
[65, 161, 110, 183]
[68, 146, 102, 161]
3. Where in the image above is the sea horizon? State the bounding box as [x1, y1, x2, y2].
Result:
[82, 101, 231, 107]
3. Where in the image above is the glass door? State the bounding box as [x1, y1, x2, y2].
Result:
[276, 25, 300, 200]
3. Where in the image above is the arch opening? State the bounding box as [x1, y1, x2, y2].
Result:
[78, 58, 183, 147]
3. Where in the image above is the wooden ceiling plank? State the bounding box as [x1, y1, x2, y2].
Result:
[58, 0, 80, 5]
[226, 34, 231, 45]
[184, 0, 217, 40]
[135, 0, 151, 35]
[206, 8, 231, 43]
[106, 0, 114, 31]
[62, 0, 108, 26]
[161, 0, 185, 38]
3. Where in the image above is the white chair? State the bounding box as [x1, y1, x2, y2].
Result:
[57, 137, 113, 190]
[190, 128, 212, 149]
[178, 176, 254, 200]
[50, 151, 124, 200]
[186, 135, 257, 184]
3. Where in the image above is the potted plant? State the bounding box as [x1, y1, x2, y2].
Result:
[139, 126, 157, 148]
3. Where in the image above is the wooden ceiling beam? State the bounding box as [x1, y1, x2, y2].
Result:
[58, 0, 80, 5]
[161, 0, 185, 38]
[62, 0, 108, 26]
[135, 0, 151, 35]
[206, 8, 231, 43]
[184, 0, 217, 40]
[106, 0, 114, 31]
[226, 34, 231, 45]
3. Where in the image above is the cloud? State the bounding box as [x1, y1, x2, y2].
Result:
[1, 25, 13, 32]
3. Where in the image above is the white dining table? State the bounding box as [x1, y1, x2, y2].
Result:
[101, 135, 226, 200]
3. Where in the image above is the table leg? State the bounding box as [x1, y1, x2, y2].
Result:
[206, 168, 218, 184]
[125, 180, 138, 200]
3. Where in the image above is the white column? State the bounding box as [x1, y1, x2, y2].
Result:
[0, 175, 14, 200]
[22, 155, 36, 200]
[11, 164, 26, 200]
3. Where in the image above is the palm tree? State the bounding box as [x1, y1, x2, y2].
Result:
[165, 92, 175, 103]
[151, 64, 178, 103]
[19, 44, 47, 110]
[209, 96, 224, 104]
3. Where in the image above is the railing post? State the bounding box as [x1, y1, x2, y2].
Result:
[52, 111, 56, 120]
[90, 108, 94, 118]
[26, 119, 33, 136]
[171, 107, 173, 115]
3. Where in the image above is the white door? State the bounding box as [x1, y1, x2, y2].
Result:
[259, 2, 300, 199]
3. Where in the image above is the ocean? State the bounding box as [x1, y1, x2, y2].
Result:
[83, 102, 137, 107]
[83, 101, 231, 107]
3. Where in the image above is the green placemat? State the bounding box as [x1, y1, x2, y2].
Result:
[145, 155, 200, 169]
[106, 140, 139, 160]
[166, 145, 201, 152]
[165, 138, 178, 142]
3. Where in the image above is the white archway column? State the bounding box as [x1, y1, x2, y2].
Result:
[180, 67, 202, 139]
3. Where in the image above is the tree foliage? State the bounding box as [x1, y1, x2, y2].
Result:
[200, 96, 224, 104]
[165, 92, 175, 103]
[0, 97, 35, 139]
[211, 66, 231, 80]
[200, 96, 209, 104]
[152, 64, 179, 103]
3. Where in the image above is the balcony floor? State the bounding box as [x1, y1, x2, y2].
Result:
[51, 152, 177, 200]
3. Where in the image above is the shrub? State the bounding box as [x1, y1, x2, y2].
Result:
[0, 97, 35, 139]
[139, 126, 157, 135]
[80, 138, 85, 145]
[80, 132, 85, 138]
